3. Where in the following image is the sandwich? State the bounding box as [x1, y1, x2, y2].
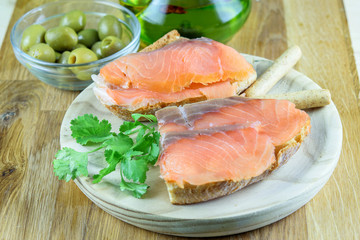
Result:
[92, 30, 257, 121]
[155, 97, 311, 204]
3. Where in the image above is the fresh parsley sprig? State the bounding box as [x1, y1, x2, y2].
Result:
[53, 114, 160, 198]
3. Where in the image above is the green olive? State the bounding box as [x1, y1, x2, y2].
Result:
[78, 29, 99, 48]
[98, 15, 123, 40]
[75, 70, 94, 81]
[55, 52, 61, 62]
[57, 51, 71, 64]
[45, 26, 78, 52]
[56, 51, 72, 74]
[27, 43, 56, 62]
[91, 41, 103, 59]
[72, 43, 87, 50]
[100, 36, 123, 58]
[68, 48, 98, 81]
[59, 10, 86, 32]
[68, 48, 98, 64]
[20, 24, 46, 52]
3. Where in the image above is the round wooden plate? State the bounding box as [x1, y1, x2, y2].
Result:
[60, 55, 342, 237]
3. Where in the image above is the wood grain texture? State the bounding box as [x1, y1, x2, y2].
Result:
[0, 0, 359, 239]
[283, 1, 360, 240]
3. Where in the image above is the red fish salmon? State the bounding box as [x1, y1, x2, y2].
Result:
[93, 38, 257, 116]
[156, 97, 310, 146]
[158, 124, 275, 188]
[155, 97, 311, 204]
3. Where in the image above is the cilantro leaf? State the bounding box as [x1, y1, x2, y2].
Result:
[53, 147, 88, 181]
[131, 113, 157, 122]
[119, 121, 152, 136]
[125, 150, 144, 157]
[54, 113, 161, 199]
[92, 149, 122, 183]
[147, 142, 160, 165]
[70, 114, 112, 145]
[119, 179, 149, 198]
[152, 131, 160, 145]
[136, 126, 146, 142]
[119, 121, 141, 135]
[131, 129, 160, 164]
[104, 133, 133, 154]
[121, 156, 149, 183]
[133, 133, 154, 153]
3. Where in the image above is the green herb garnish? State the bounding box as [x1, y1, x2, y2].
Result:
[53, 113, 160, 198]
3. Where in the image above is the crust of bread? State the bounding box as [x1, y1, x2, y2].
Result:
[235, 71, 257, 94]
[164, 119, 311, 205]
[140, 30, 181, 53]
[100, 30, 257, 120]
[105, 96, 207, 121]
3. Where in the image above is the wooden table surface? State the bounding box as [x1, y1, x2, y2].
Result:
[1, 0, 359, 239]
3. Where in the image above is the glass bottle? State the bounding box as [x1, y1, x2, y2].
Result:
[120, 0, 252, 46]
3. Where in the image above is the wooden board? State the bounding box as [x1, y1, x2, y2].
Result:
[59, 55, 342, 237]
[1, 0, 360, 239]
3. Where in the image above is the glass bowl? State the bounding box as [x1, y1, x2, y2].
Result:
[11, 0, 140, 91]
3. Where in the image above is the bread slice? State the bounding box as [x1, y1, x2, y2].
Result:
[139, 30, 181, 53]
[164, 119, 310, 205]
[93, 30, 257, 121]
[101, 74, 257, 122]
[104, 95, 207, 121]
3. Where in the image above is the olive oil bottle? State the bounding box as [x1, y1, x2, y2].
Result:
[119, 0, 152, 15]
[120, 0, 251, 46]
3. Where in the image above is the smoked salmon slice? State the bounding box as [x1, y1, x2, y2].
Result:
[156, 97, 311, 146]
[99, 38, 256, 93]
[93, 78, 238, 111]
[158, 124, 275, 188]
[155, 97, 311, 204]
[92, 38, 257, 117]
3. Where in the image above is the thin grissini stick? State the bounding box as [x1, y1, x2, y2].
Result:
[140, 30, 181, 53]
[257, 89, 331, 109]
[245, 45, 302, 97]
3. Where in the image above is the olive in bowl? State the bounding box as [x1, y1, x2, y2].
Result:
[91, 41, 103, 59]
[59, 10, 86, 33]
[45, 26, 78, 52]
[28, 43, 56, 63]
[98, 15, 123, 40]
[20, 24, 46, 52]
[78, 29, 100, 48]
[101, 36, 124, 58]
[68, 48, 98, 81]
[57, 51, 71, 64]
[68, 48, 98, 64]
[10, 0, 140, 91]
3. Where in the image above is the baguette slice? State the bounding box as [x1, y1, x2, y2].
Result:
[164, 120, 310, 204]
[92, 30, 257, 121]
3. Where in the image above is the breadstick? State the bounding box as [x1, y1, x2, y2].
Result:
[245, 45, 302, 97]
[140, 30, 181, 53]
[257, 89, 331, 109]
